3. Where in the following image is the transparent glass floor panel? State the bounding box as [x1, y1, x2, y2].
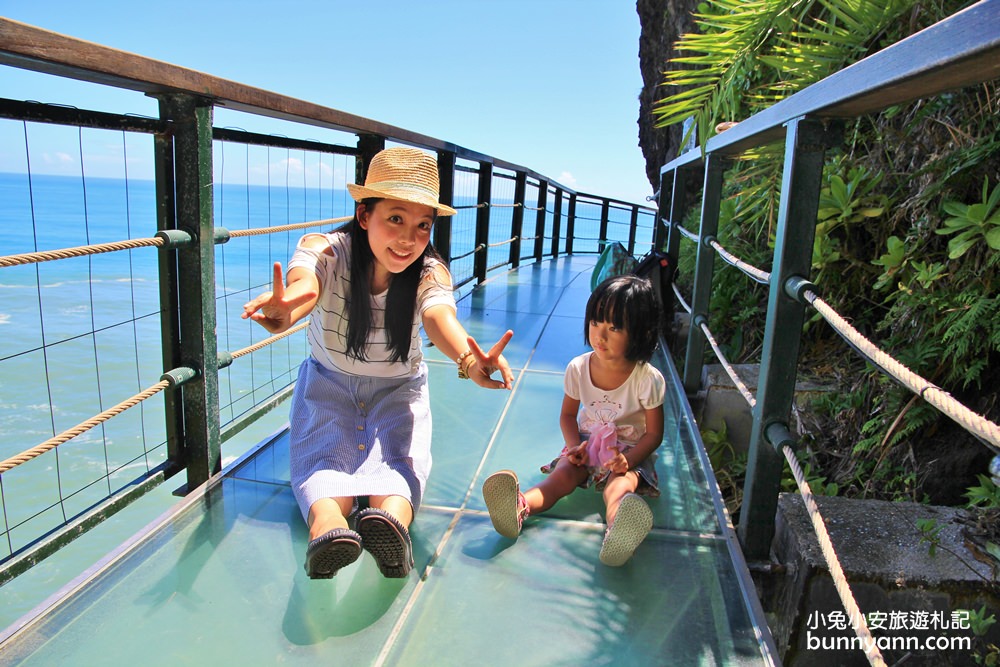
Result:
[1, 255, 776, 665]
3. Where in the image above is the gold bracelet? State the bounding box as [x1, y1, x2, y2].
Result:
[457, 355, 476, 379]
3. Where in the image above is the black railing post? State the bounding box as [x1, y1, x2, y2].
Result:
[156, 93, 219, 492]
[534, 180, 548, 262]
[627, 205, 639, 256]
[436, 149, 456, 262]
[682, 154, 726, 393]
[565, 193, 578, 255]
[666, 167, 695, 261]
[355, 134, 385, 186]
[474, 160, 492, 283]
[739, 116, 841, 560]
[510, 171, 527, 268]
[551, 188, 563, 258]
[598, 199, 610, 254]
[153, 110, 183, 476]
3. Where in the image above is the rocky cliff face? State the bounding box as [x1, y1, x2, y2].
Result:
[635, 0, 699, 195]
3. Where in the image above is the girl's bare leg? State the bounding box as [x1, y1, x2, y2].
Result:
[602, 471, 641, 525]
[523, 458, 589, 514]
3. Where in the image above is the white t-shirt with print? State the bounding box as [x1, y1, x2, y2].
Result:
[563, 351, 666, 445]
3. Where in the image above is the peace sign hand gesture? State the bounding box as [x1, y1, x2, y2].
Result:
[465, 330, 515, 390]
[241, 262, 317, 333]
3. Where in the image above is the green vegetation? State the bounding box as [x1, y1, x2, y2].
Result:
[654, 0, 999, 516]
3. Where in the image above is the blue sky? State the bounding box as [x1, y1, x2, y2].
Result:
[0, 1, 658, 205]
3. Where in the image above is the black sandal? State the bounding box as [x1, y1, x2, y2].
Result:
[355, 507, 414, 578]
[304, 527, 363, 579]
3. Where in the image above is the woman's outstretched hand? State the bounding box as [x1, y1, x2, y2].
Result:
[466, 330, 515, 389]
[241, 262, 317, 333]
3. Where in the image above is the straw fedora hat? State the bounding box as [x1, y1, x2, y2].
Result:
[347, 147, 457, 217]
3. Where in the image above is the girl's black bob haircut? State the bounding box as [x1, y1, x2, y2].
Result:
[584, 274, 661, 362]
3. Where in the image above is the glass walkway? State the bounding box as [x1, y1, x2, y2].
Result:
[0, 255, 777, 666]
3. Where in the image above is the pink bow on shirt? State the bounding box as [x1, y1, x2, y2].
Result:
[586, 422, 621, 470]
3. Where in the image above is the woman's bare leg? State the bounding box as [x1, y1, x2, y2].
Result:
[307, 496, 354, 540]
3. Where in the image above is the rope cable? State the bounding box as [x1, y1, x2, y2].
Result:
[677, 226, 699, 242]
[783, 444, 888, 667]
[0, 237, 165, 267]
[487, 237, 517, 248]
[672, 282, 692, 314]
[227, 216, 352, 237]
[0, 380, 171, 475]
[0, 217, 353, 269]
[450, 244, 486, 261]
[708, 239, 771, 284]
[698, 321, 757, 408]
[805, 290, 1000, 452]
[0, 321, 310, 475]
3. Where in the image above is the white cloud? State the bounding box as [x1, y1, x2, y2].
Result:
[557, 171, 577, 190]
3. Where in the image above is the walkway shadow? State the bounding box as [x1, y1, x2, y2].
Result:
[282, 558, 405, 644]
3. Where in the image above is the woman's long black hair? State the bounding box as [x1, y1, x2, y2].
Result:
[344, 198, 445, 362]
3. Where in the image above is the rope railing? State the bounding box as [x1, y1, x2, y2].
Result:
[229, 321, 309, 360]
[677, 225, 699, 243]
[708, 239, 771, 284]
[487, 237, 517, 248]
[228, 216, 352, 238]
[804, 289, 1000, 453]
[672, 282, 692, 314]
[0, 379, 171, 475]
[0, 237, 165, 267]
[672, 227, 997, 665]
[0, 321, 311, 476]
[450, 244, 486, 261]
[698, 320, 757, 408]
[0, 216, 353, 269]
[694, 313, 885, 667]
[782, 443, 888, 667]
[672, 227, 999, 453]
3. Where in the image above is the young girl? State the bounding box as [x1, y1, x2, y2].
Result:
[482, 274, 665, 566]
[243, 147, 514, 579]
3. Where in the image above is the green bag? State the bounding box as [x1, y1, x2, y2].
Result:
[590, 242, 638, 290]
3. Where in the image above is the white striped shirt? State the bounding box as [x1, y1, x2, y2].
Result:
[287, 231, 456, 378]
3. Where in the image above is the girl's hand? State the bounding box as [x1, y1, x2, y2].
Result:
[566, 441, 588, 467]
[605, 445, 629, 475]
[242, 262, 316, 333]
[466, 330, 515, 389]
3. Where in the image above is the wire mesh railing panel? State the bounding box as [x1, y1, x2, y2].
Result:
[520, 181, 542, 262]
[0, 121, 167, 558]
[213, 140, 351, 429]
[572, 198, 603, 253]
[446, 158, 481, 284]
[485, 168, 516, 271]
[634, 207, 657, 255]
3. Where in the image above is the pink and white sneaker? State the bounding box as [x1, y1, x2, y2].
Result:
[482, 470, 529, 539]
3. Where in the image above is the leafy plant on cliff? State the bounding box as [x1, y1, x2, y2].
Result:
[653, 0, 1000, 508]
